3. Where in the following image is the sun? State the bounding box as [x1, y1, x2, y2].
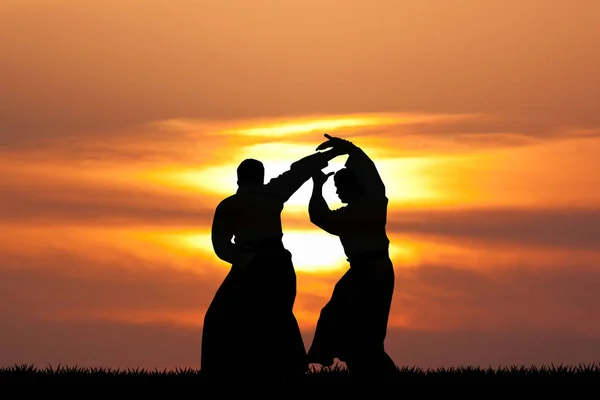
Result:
[179, 230, 348, 273]
[281, 230, 348, 273]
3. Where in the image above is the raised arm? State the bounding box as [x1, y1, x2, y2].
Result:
[266, 147, 343, 203]
[308, 171, 346, 236]
[316, 134, 385, 197]
[211, 200, 237, 264]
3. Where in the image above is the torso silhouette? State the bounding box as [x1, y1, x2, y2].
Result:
[216, 185, 284, 250]
[212, 153, 329, 263]
[331, 193, 389, 261]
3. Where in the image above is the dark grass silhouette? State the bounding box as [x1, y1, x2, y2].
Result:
[3, 362, 600, 384]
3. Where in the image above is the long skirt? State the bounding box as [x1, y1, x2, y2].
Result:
[307, 255, 395, 371]
[201, 247, 308, 380]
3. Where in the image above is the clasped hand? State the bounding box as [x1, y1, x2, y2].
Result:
[313, 133, 355, 185]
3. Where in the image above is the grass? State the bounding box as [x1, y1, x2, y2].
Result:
[2, 362, 600, 384]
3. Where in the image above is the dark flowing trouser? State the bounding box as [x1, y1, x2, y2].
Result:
[307, 256, 396, 379]
[201, 248, 307, 380]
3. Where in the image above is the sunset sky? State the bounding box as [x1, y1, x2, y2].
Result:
[2, 0, 600, 370]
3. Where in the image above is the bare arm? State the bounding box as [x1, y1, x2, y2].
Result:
[211, 201, 237, 264]
[308, 172, 346, 235]
[266, 148, 343, 203]
[316, 134, 386, 197]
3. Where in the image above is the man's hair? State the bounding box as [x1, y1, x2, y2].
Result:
[334, 168, 365, 194]
[237, 158, 264, 185]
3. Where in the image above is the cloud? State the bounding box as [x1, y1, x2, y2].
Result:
[384, 327, 600, 368]
[0, 166, 218, 228]
[391, 262, 600, 334]
[3, 253, 600, 369]
[0, 315, 203, 370]
[2, 192, 600, 368]
[0, 248, 223, 313]
[3, 150, 600, 252]
[388, 207, 600, 252]
[0, 120, 235, 167]
[2, 1, 600, 140]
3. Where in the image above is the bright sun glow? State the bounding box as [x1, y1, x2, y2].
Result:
[175, 230, 418, 273]
[281, 231, 348, 273]
[223, 113, 446, 137]
[145, 148, 442, 208]
[179, 230, 348, 273]
[140, 114, 452, 208]
[131, 114, 463, 274]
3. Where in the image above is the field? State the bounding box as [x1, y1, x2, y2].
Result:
[2, 363, 600, 384]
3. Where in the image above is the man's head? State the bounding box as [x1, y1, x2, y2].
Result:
[237, 158, 264, 186]
[334, 168, 365, 204]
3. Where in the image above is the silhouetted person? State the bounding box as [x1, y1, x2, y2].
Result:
[201, 145, 344, 381]
[307, 134, 397, 381]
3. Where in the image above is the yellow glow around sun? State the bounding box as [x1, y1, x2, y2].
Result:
[175, 229, 418, 274]
[140, 113, 455, 208]
[281, 230, 348, 273]
[145, 142, 442, 208]
[152, 112, 477, 139]
[179, 230, 348, 273]
[224, 113, 442, 137]
[232, 117, 376, 137]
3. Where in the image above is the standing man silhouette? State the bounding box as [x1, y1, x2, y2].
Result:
[201, 143, 344, 381]
[307, 134, 396, 380]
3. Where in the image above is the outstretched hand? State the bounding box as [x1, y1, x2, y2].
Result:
[312, 170, 334, 186]
[316, 133, 356, 154]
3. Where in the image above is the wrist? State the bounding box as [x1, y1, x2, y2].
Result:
[321, 148, 341, 159]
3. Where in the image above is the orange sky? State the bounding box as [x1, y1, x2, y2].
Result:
[2, 0, 600, 370]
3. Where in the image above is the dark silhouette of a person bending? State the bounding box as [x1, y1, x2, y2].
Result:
[307, 134, 397, 380]
[201, 145, 343, 381]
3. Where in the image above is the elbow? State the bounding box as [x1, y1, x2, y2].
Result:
[309, 213, 325, 228]
[214, 248, 234, 264]
[308, 211, 319, 225]
[308, 206, 320, 223]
